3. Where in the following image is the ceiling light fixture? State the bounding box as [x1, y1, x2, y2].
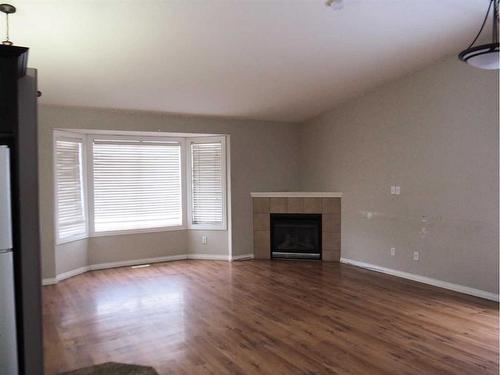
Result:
[0, 3, 15, 46]
[459, 0, 499, 70]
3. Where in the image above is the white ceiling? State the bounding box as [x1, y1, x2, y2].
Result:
[8, 0, 491, 122]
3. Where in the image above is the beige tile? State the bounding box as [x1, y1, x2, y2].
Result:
[253, 213, 270, 231]
[323, 231, 341, 250]
[254, 246, 270, 259]
[323, 249, 341, 262]
[254, 230, 270, 248]
[323, 198, 341, 214]
[253, 198, 270, 214]
[287, 198, 304, 213]
[270, 198, 287, 213]
[322, 214, 341, 233]
[303, 198, 322, 213]
[254, 230, 270, 259]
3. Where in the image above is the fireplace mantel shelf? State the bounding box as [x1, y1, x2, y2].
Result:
[250, 192, 343, 198]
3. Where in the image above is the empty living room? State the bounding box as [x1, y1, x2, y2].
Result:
[0, 1, 498, 374]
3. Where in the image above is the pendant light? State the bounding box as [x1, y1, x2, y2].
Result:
[0, 3, 16, 46]
[459, 0, 499, 70]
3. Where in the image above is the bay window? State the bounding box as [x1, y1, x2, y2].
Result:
[54, 131, 227, 243]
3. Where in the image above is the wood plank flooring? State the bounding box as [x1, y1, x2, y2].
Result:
[43, 260, 499, 375]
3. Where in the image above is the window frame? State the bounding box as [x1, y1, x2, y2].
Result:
[53, 131, 89, 245]
[86, 134, 188, 237]
[53, 132, 229, 241]
[186, 136, 227, 231]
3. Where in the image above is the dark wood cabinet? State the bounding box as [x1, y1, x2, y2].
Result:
[0, 45, 44, 375]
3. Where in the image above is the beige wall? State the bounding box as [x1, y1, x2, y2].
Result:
[55, 239, 88, 275]
[299, 56, 499, 293]
[39, 106, 301, 279]
[187, 230, 229, 257]
[88, 231, 187, 265]
[54, 229, 225, 276]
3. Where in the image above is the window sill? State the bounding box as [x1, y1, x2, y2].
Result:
[56, 234, 89, 246]
[57, 225, 229, 245]
[90, 225, 187, 238]
[189, 224, 227, 231]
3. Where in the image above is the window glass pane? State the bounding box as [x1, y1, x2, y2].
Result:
[55, 139, 87, 240]
[92, 140, 183, 232]
[191, 141, 224, 225]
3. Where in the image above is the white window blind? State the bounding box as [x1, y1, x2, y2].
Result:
[55, 138, 87, 242]
[92, 139, 183, 233]
[190, 141, 225, 226]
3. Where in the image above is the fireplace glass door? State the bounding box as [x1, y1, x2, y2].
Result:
[270, 214, 322, 260]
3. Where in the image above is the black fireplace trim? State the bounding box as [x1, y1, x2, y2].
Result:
[270, 213, 322, 260]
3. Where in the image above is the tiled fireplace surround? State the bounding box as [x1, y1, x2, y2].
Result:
[251, 193, 342, 261]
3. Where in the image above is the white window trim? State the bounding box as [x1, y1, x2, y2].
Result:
[53, 130, 89, 245]
[86, 134, 188, 238]
[186, 136, 228, 231]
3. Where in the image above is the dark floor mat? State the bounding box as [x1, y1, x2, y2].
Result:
[61, 362, 159, 375]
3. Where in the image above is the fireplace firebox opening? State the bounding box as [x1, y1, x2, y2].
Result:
[270, 213, 322, 260]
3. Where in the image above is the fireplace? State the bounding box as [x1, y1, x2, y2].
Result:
[270, 213, 322, 260]
[252, 193, 341, 261]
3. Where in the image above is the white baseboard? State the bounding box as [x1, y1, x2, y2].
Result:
[42, 277, 57, 286]
[42, 254, 188, 285]
[187, 253, 230, 261]
[57, 266, 90, 282]
[89, 254, 188, 271]
[42, 253, 237, 285]
[340, 257, 499, 302]
[231, 253, 254, 261]
[42, 266, 89, 285]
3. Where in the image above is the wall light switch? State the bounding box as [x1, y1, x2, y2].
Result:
[395, 186, 401, 195]
[390, 247, 396, 256]
[390, 186, 396, 195]
[202, 235, 207, 245]
[413, 251, 419, 261]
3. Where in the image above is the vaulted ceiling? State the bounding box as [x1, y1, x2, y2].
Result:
[10, 0, 490, 122]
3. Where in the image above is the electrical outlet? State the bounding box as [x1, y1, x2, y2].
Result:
[390, 247, 396, 256]
[202, 235, 207, 245]
[413, 251, 419, 261]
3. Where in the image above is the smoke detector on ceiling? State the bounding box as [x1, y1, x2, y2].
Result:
[325, 0, 344, 10]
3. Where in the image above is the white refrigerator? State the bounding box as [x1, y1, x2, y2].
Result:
[0, 145, 18, 374]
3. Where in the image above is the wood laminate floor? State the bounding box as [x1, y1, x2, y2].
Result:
[43, 260, 499, 375]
